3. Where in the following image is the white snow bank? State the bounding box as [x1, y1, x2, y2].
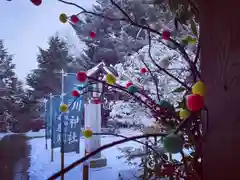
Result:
[0, 132, 13, 141]
[25, 129, 45, 138]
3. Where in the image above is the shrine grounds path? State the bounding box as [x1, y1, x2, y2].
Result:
[0, 134, 31, 180]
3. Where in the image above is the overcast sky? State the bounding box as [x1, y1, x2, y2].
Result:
[0, 0, 95, 82]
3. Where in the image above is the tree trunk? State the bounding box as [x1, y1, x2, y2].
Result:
[200, 1, 240, 179]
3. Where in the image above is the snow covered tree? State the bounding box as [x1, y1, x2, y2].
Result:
[0, 40, 35, 132]
[26, 35, 79, 99]
[70, 0, 176, 67]
[24, 0, 202, 179]
[16, 0, 240, 179]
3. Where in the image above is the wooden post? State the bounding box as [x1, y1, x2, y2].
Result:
[60, 69, 65, 180]
[61, 152, 64, 180]
[50, 94, 54, 162]
[45, 136, 48, 150]
[83, 162, 89, 180]
[51, 148, 54, 162]
[44, 99, 48, 150]
[61, 114, 65, 180]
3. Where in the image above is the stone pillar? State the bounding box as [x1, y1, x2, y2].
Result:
[84, 102, 101, 159]
[84, 82, 107, 168]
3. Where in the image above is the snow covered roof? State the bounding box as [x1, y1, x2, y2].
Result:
[86, 61, 119, 78]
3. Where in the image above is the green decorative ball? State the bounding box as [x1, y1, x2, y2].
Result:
[127, 85, 138, 93]
[163, 134, 184, 154]
[87, 84, 93, 91]
[83, 129, 93, 138]
[77, 85, 83, 91]
[159, 100, 172, 110]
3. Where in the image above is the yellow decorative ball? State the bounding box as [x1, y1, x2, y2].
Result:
[83, 129, 93, 138]
[106, 74, 116, 85]
[59, 104, 68, 113]
[59, 13, 68, 23]
[179, 108, 190, 120]
[192, 80, 206, 96]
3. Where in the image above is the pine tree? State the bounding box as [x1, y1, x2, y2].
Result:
[26, 35, 77, 99]
[0, 40, 33, 132]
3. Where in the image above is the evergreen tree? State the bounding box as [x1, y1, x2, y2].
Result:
[0, 40, 34, 132]
[26, 35, 77, 99]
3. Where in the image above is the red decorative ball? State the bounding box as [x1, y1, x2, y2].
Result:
[162, 30, 171, 40]
[126, 82, 133, 88]
[72, 90, 80, 97]
[90, 31, 96, 39]
[70, 15, 79, 24]
[92, 98, 101, 104]
[31, 0, 42, 6]
[186, 94, 204, 112]
[140, 67, 147, 73]
[77, 72, 87, 82]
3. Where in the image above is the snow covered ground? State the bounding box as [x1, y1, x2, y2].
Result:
[0, 132, 13, 141]
[28, 129, 142, 180]
[26, 129, 45, 138]
[27, 129, 183, 180]
[0, 129, 45, 141]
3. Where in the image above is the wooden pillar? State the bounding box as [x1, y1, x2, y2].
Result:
[200, 1, 240, 179]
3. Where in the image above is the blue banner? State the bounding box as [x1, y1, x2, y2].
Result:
[51, 95, 61, 149]
[62, 94, 84, 153]
[50, 74, 85, 153]
[62, 74, 84, 153]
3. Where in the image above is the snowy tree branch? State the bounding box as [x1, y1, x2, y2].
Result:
[57, 0, 200, 81]
[138, 54, 162, 102]
[147, 31, 191, 91]
[87, 76, 182, 126]
[57, 0, 126, 21]
[194, 42, 200, 65]
[93, 132, 169, 163]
